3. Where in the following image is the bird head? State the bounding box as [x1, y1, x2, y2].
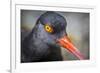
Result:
[33, 11, 85, 60]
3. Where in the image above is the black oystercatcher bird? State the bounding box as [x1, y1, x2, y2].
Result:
[21, 11, 85, 63]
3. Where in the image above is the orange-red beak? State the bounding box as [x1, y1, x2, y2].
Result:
[57, 35, 85, 60]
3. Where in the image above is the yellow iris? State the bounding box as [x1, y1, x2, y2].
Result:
[44, 24, 53, 33]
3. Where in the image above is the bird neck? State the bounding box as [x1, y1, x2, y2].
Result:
[22, 25, 50, 56]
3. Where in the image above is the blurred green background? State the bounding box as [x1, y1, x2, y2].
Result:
[21, 10, 89, 60]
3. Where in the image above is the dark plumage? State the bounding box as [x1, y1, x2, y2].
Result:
[21, 11, 67, 63]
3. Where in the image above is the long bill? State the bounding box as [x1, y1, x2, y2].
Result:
[57, 35, 85, 60]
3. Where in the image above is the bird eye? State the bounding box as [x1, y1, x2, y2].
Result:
[44, 24, 54, 33]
